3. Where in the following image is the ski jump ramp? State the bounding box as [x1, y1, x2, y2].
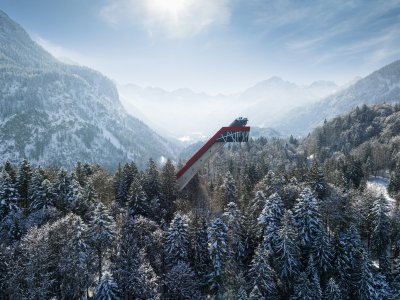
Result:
[176, 118, 250, 191]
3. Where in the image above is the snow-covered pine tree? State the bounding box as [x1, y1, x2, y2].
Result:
[87, 203, 115, 282]
[223, 202, 245, 265]
[237, 286, 249, 300]
[59, 215, 92, 299]
[0, 169, 20, 219]
[67, 177, 89, 216]
[219, 171, 238, 206]
[373, 273, 391, 300]
[115, 162, 137, 208]
[323, 278, 342, 300]
[16, 158, 32, 209]
[357, 250, 377, 300]
[165, 213, 190, 266]
[3, 161, 16, 183]
[258, 192, 284, 251]
[290, 257, 321, 300]
[311, 226, 333, 276]
[248, 191, 267, 221]
[388, 162, 400, 196]
[307, 160, 327, 199]
[208, 217, 231, 297]
[160, 159, 177, 222]
[370, 194, 390, 265]
[190, 214, 212, 287]
[248, 285, 264, 300]
[293, 188, 322, 250]
[113, 215, 160, 299]
[8, 224, 54, 299]
[127, 177, 149, 218]
[289, 271, 315, 300]
[144, 158, 161, 201]
[275, 210, 299, 289]
[95, 271, 121, 300]
[165, 260, 201, 299]
[247, 245, 278, 299]
[50, 168, 72, 212]
[0, 244, 11, 298]
[28, 169, 54, 211]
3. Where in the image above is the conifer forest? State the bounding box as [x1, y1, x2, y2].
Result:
[1, 104, 400, 299]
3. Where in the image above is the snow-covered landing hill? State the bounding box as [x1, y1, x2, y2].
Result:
[0, 10, 179, 170]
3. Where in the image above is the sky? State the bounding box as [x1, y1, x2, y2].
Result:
[1, 0, 400, 94]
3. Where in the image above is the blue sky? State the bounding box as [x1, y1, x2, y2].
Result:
[1, 0, 399, 94]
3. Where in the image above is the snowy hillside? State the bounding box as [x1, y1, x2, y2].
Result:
[0, 10, 178, 170]
[275, 60, 400, 136]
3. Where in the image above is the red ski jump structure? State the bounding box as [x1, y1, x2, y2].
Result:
[176, 117, 250, 191]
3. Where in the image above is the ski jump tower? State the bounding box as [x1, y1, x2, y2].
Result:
[176, 117, 250, 191]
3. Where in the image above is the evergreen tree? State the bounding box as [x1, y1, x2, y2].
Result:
[258, 192, 284, 251]
[144, 158, 161, 201]
[247, 246, 278, 299]
[290, 271, 315, 300]
[275, 210, 299, 287]
[75, 161, 88, 187]
[190, 214, 211, 287]
[293, 188, 322, 250]
[223, 202, 245, 265]
[29, 170, 54, 211]
[370, 194, 390, 263]
[115, 162, 137, 208]
[87, 203, 115, 282]
[290, 258, 322, 300]
[95, 271, 121, 300]
[59, 215, 92, 299]
[113, 215, 159, 299]
[160, 159, 177, 222]
[249, 191, 267, 220]
[237, 286, 249, 300]
[51, 168, 72, 213]
[208, 218, 231, 297]
[307, 160, 327, 199]
[0, 244, 11, 298]
[8, 223, 54, 299]
[165, 260, 201, 299]
[388, 162, 400, 196]
[0, 169, 20, 219]
[248, 285, 264, 300]
[67, 178, 90, 215]
[165, 213, 190, 266]
[311, 227, 333, 275]
[373, 273, 391, 300]
[357, 251, 377, 300]
[16, 159, 32, 209]
[219, 171, 238, 206]
[323, 278, 342, 300]
[3, 161, 17, 183]
[127, 177, 149, 218]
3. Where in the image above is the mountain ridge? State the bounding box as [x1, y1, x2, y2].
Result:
[0, 10, 178, 170]
[275, 60, 400, 136]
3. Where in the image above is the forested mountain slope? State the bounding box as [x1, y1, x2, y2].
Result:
[0, 10, 178, 170]
[303, 104, 400, 174]
[276, 60, 400, 136]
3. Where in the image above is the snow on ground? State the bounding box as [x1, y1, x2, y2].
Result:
[366, 176, 396, 208]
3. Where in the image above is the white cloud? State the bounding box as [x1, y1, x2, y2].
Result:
[100, 0, 231, 38]
[34, 36, 85, 65]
